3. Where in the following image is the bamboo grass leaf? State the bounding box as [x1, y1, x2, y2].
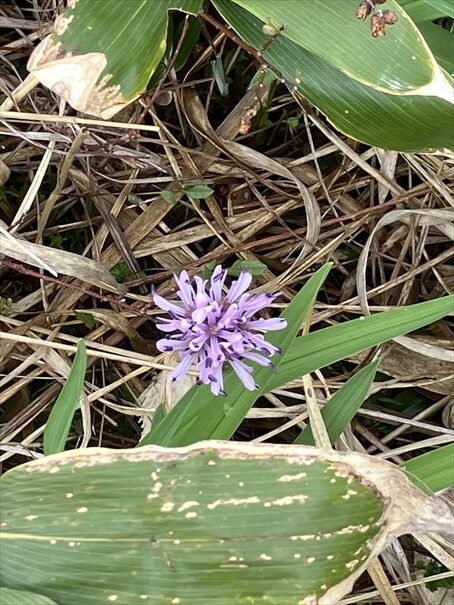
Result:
[0, 443, 450, 605]
[27, 0, 203, 118]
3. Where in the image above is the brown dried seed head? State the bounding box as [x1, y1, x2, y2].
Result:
[383, 10, 398, 25]
[356, 2, 372, 20]
[371, 14, 386, 37]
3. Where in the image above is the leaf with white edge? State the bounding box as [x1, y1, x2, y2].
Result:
[214, 0, 454, 152]
[27, 0, 203, 118]
[231, 0, 448, 98]
[0, 443, 451, 605]
[0, 587, 59, 605]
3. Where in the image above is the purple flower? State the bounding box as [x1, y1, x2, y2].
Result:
[153, 266, 287, 396]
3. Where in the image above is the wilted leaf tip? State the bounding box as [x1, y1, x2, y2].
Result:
[27, 13, 126, 119]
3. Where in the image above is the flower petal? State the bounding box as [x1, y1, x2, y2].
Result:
[171, 353, 195, 382]
[241, 351, 274, 367]
[209, 265, 228, 302]
[156, 338, 186, 353]
[175, 270, 195, 308]
[230, 358, 257, 391]
[153, 292, 185, 317]
[208, 363, 225, 396]
[247, 318, 287, 331]
[227, 271, 253, 303]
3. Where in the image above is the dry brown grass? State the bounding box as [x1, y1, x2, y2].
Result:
[0, 2, 453, 603]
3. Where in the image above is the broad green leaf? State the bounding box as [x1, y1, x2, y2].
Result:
[0, 587, 59, 605]
[418, 23, 454, 77]
[214, 0, 454, 151]
[425, 0, 454, 18]
[397, 0, 446, 21]
[141, 295, 453, 447]
[0, 443, 449, 605]
[401, 443, 454, 493]
[43, 340, 87, 456]
[294, 362, 378, 446]
[140, 264, 332, 447]
[27, 0, 203, 118]
[231, 0, 439, 95]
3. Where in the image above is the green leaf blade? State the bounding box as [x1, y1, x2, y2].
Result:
[231, 0, 436, 94]
[295, 361, 378, 446]
[43, 340, 87, 456]
[401, 443, 454, 493]
[214, 0, 454, 151]
[0, 444, 411, 605]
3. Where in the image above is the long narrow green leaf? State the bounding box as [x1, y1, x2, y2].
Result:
[295, 361, 378, 446]
[141, 295, 453, 447]
[43, 340, 87, 456]
[401, 443, 454, 493]
[232, 0, 436, 94]
[214, 0, 454, 152]
[268, 295, 453, 391]
[140, 264, 332, 447]
[425, 0, 454, 18]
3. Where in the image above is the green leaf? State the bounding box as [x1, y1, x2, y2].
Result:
[397, 0, 446, 22]
[229, 259, 267, 276]
[0, 587, 59, 605]
[74, 310, 96, 330]
[401, 443, 454, 493]
[140, 264, 332, 447]
[141, 294, 453, 447]
[43, 340, 87, 456]
[267, 295, 454, 391]
[0, 443, 447, 605]
[425, 0, 454, 18]
[418, 23, 454, 78]
[160, 190, 183, 204]
[295, 362, 378, 446]
[214, 0, 454, 151]
[27, 0, 204, 118]
[183, 184, 215, 199]
[231, 0, 438, 95]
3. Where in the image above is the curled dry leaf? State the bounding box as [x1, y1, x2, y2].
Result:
[356, 208, 454, 314]
[0, 230, 123, 293]
[0, 442, 451, 605]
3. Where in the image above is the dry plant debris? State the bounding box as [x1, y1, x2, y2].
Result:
[0, 2, 453, 604]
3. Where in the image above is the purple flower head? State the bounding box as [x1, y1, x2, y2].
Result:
[153, 266, 287, 396]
